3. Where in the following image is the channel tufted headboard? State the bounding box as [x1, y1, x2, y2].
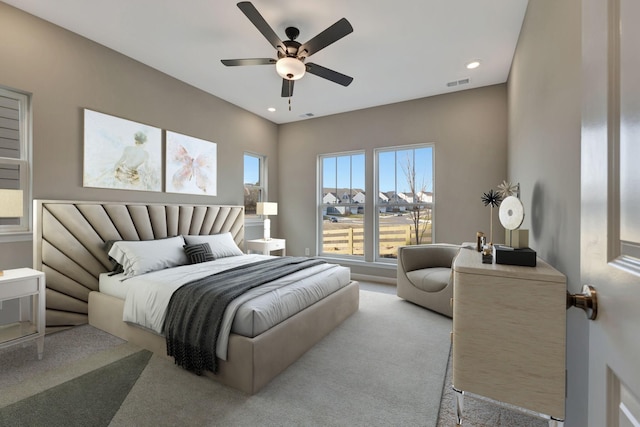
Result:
[33, 200, 244, 332]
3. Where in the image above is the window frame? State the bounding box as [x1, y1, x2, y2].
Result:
[243, 152, 267, 223]
[374, 143, 435, 263]
[0, 86, 31, 241]
[317, 150, 366, 260]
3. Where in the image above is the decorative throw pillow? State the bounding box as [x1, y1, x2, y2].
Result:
[184, 243, 215, 264]
[108, 236, 188, 278]
[183, 232, 244, 259]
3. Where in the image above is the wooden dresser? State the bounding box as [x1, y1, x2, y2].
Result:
[452, 246, 566, 423]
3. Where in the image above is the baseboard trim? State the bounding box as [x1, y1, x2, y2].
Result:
[350, 273, 396, 286]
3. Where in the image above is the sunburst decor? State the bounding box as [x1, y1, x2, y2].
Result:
[497, 180, 519, 199]
[481, 189, 503, 245]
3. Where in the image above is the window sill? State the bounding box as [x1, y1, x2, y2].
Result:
[316, 255, 397, 269]
[0, 232, 32, 243]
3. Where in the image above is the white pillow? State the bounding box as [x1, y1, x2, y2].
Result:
[108, 236, 188, 278]
[183, 232, 244, 259]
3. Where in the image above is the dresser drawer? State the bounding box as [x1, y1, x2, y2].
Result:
[269, 240, 285, 250]
[0, 277, 39, 299]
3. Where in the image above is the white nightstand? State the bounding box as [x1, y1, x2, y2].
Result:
[246, 238, 286, 256]
[0, 268, 46, 359]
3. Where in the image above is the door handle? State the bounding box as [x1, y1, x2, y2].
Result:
[566, 285, 598, 320]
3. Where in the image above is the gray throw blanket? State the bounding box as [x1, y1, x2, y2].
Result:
[164, 256, 326, 375]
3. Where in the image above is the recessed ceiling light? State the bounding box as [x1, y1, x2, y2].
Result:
[267, 107, 276, 112]
[466, 61, 481, 70]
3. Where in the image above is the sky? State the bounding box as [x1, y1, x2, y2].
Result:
[245, 146, 434, 194]
[323, 147, 433, 193]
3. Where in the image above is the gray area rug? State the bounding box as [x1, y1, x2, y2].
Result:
[0, 350, 152, 427]
[0, 290, 452, 427]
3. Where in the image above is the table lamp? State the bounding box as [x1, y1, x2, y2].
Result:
[0, 189, 24, 276]
[256, 202, 277, 241]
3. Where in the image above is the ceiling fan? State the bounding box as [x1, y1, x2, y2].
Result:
[221, 1, 354, 98]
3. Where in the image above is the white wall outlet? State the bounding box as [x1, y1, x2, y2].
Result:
[305, 248, 310, 256]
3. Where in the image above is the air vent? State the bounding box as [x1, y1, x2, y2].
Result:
[299, 113, 315, 118]
[447, 78, 471, 88]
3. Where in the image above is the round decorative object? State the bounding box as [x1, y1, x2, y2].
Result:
[499, 196, 525, 230]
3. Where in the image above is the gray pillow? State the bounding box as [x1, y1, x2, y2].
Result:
[184, 243, 215, 264]
[183, 232, 243, 259]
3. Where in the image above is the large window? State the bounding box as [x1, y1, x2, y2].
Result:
[318, 152, 365, 258]
[375, 145, 434, 260]
[243, 152, 266, 219]
[0, 86, 30, 237]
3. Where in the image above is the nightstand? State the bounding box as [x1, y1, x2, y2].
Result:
[0, 268, 46, 359]
[246, 238, 286, 256]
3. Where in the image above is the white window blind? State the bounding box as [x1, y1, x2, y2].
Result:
[0, 86, 30, 235]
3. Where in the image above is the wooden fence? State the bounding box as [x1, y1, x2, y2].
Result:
[322, 224, 432, 257]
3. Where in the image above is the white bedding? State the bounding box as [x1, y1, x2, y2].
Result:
[98, 254, 351, 360]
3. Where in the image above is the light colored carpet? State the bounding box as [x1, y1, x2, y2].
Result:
[0, 290, 452, 426]
[436, 353, 549, 427]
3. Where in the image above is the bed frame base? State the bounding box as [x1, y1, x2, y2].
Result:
[88, 281, 359, 394]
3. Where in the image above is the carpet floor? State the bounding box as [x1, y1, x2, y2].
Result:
[0, 290, 453, 427]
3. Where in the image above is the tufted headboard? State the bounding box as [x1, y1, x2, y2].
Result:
[33, 200, 244, 332]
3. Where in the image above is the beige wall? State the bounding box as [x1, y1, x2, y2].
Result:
[0, 3, 278, 268]
[508, 0, 585, 425]
[0, 0, 587, 422]
[1, 1, 509, 277]
[278, 85, 508, 277]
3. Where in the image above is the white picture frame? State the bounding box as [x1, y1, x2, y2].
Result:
[165, 131, 217, 196]
[83, 109, 162, 192]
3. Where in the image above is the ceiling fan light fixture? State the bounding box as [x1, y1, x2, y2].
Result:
[276, 57, 306, 80]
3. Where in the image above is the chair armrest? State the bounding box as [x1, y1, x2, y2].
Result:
[398, 244, 460, 272]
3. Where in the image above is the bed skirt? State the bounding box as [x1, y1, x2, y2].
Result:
[88, 280, 360, 394]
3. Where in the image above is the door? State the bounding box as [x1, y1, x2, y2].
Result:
[582, 0, 640, 425]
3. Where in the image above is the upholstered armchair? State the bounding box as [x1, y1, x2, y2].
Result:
[397, 243, 461, 318]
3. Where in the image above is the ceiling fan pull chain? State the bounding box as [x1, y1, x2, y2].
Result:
[289, 97, 292, 111]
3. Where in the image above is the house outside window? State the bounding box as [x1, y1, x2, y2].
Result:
[375, 144, 434, 261]
[243, 152, 266, 219]
[318, 151, 365, 258]
[0, 86, 31, 238]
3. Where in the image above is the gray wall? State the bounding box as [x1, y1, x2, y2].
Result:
[0, 3, 278, 268]
[0, 0, 588, 423]
[507, 0, 586, 425]
[278, 85, 508, 278]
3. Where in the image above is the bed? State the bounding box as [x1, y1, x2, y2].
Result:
[33, 200, 359, 394]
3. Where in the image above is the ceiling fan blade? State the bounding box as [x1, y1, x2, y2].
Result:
[221, 58, 276, 66]
[298, 18, 353, 58]
[237, 2, 284, 52]
[306, 63, 353, 86]
[281, 79, 295, 97]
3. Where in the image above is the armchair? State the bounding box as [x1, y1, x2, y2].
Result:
[397, 243, 461, 318]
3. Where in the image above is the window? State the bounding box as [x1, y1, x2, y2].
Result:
[375, 145, 434, 260]
[0, 86, 30, 237]
[318, 152, 365, 258]
[243, 153, 266, 219]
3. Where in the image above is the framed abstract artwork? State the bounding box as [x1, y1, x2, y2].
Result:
[165, 131, 217, 196]
[83, 109, 162, 192]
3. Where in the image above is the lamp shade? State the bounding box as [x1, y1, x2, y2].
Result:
[256, 202, 278, 216]
[276, 57, 306, 80]
[0, 189, 23, 218]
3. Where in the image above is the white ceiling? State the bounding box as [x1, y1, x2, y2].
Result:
[4, 0, 529, 124]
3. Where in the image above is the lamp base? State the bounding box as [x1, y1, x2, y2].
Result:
[263, 218, 271, 241]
